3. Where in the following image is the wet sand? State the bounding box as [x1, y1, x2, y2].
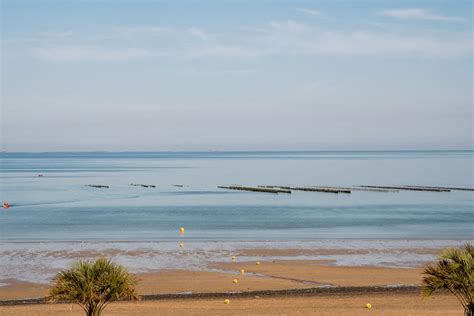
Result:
[2, 259, 423, 300]
[0, 265, 313, 301]
[236, 247, 442, 257]
[211, 260, 424, 287]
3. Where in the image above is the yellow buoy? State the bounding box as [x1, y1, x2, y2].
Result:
[179, 227, 185, 234]
[366, 303, 372, 309]
[224, 299, 230, 304]
[233, 279, 238, 284]
[240, 269, 245, 275]
[256, 261, 260, 265]
[231, 256, 236, 261]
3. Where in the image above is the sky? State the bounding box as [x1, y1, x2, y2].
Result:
[1, 0, 472, 152]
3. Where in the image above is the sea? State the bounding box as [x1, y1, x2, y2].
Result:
[0, 151, 473, 284]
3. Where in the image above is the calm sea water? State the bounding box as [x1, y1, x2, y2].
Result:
[1, 151, 473, 241]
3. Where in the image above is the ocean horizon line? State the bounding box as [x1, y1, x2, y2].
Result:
[1, 149, 473, 155]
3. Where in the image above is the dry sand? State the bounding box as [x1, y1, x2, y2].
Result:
[0, 293, 460, 316]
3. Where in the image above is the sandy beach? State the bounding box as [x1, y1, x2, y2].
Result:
[0, 260, 424, 300]
[0, 240, 468, 316]
[0, 292, 460, 316]
[0, 252, 463, 315]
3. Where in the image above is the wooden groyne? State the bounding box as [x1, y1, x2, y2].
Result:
[85, 184, 109, 189]
[260, 186, 350, 194]
[359, 185, 450, 192]
[402, 185, 474, 192]
[218, 186, 291, 194]
[130, 183, 156, 188]
[310, 186, 398, 193]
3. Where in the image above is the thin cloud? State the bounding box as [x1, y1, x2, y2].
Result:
[3, 31, 75, 44]
[378, 8, 466, 21]
[260, 20, 471, 58]
[118, 26, 212, 40]
[39, 31, 75, 39]
[300, 31, 471, 57]
[188, 27, 209, 40]
[295, 8, 321, 16]
[35, 47, 158, 61]
[188, 68, 259, 75]
[270, 20, 308, 31]
[32, 19, 472, 61]
[117, 26, 173, 34]
[190, 45, 266, 58]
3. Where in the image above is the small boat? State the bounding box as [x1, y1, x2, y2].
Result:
[3, 202, 10, 209]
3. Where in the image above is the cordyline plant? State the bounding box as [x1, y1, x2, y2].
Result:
[49, 257, 139, 316]
[422, 243, 473, 316]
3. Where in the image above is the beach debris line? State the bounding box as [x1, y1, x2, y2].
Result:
[218, 186, 291, 194]
[359, 185, 450, 192]
[260, 186, 351, 194]
[130, 183, 156, 188]
[85, 184, 109, 188]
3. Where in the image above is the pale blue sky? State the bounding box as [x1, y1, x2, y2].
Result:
[1, 0, 472, 151]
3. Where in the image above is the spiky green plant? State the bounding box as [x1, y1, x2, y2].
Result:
[49, 257, 138, 316]
[422, 243, 473, 316]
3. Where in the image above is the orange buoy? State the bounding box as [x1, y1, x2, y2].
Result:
[3, 202, 10, 209]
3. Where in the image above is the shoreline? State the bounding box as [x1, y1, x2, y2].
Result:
[0, 241, 467, 315]
[1, 239, 465, 286]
